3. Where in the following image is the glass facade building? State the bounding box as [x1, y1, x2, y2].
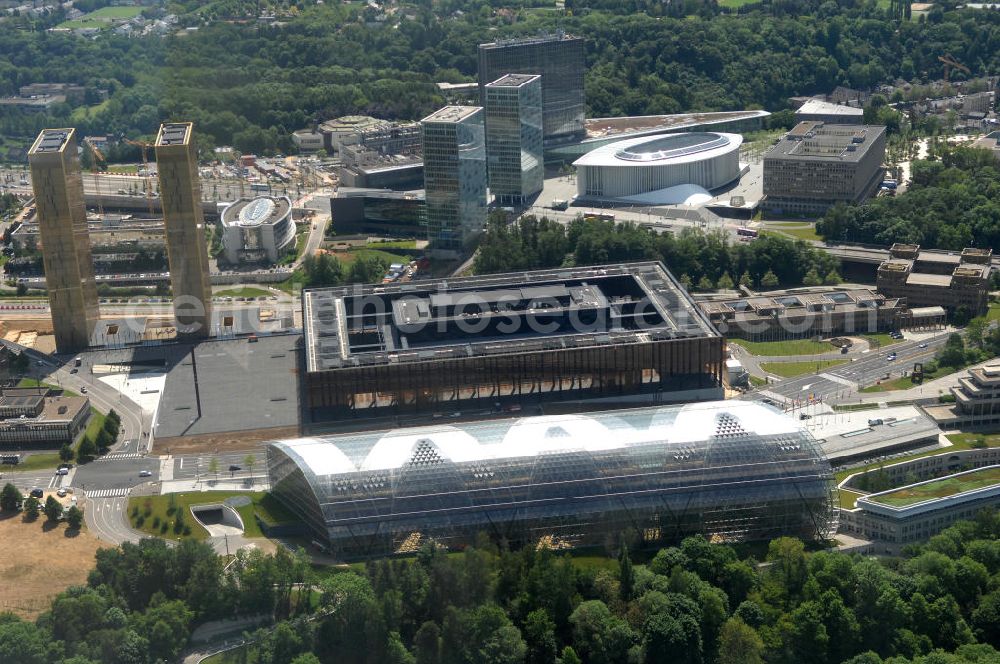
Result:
[268, 401, 838, 559]
[478, 33, 586, 146]
[485, 74, 544, 206]
[421, 106, 488, 253]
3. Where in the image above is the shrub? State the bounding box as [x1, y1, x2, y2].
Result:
[183, 525, 192, 536]
[152, 516, 160, 528]
[136, 514, 145, 528]
[160, 522, 168, 534]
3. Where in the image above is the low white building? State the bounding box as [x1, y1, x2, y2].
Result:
[573, 132, 743, 204]
[220, 196, 295, 265]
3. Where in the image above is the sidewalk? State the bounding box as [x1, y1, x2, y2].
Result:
[160, 478, 270, 494]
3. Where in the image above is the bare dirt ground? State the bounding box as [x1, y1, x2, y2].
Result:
[0, 514, 108, 619]
[154, 425, 300, 455]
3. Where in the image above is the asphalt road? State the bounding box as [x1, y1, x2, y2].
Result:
[84, 495, 143, 545]
[759, 333, 950, 403]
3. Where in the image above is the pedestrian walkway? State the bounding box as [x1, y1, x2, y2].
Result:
[86, 487, 131, 498]
[98, 453, 144, 461]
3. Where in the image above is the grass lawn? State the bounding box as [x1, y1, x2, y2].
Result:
[986, 303, 1000, 322]
[763, 222, 822, 242]
[761, 359, 848, 378]
[718, 0, 760, 6]
[127, 491, 299, 541]
[341, 247, 412, 266]
[729, 338, 832, 356]
[58, 5, 142, 28]
[862, 333, 903, 348]
[365, 240, 418, 250]
[834, 432, 1000, 484]
[106, 164, 139, 174]
[0, 514, 107, 620]
[869, 466, 1000, 507]
[749, 374, 767, 388]
[839, 488, 864, 509]
[215, 286, 271, 298]
[70, 99, 111, 123]
[860, 363, 954, 392]
[12, 452, 63, 472]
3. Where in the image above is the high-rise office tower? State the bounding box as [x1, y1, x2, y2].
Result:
[478, 33, 585, 146]
[154, 122, 212, 337]
[421, 106, 488, 253]
[28, 128, 99, 353]
[485, 74, 544, 207]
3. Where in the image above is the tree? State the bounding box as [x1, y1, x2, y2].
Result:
[619, 542, 635, 603]
[760, 269, 779, 288]
[738, 272, 752, 288]
[1, 483, 22, 512]
[44, 495, 63, 522]
[208, 457, 219, 482]
[803, 268, 822, 287]
[78, 436, 98, 462]
[244, 454, 256, 478]
[823, 269, 841, 285]
[23, 495, 40, 521]
[15, 282, 26, 296]
[696, 275, 715, 291]
[66, 505, 83, 530]
[96, 428, 114, 452]
[59, 444, 74, 462]
[716, 273, 735, 290]
[524, 610, 557, 664]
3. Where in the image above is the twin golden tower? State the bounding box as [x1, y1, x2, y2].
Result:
[27, 123, 213, 353]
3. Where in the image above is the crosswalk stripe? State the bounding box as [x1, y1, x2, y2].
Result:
[99, 453, 143, 461]
[85, 487, 131, 498]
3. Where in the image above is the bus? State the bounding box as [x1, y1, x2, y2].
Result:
[736, 227, 758, 239]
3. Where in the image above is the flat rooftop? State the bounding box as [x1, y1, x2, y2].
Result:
[479, 33, 582, 49]
[868, 465, 1000, 507]
[421, 106, 481, 124]
[907, 273, 953, 287]
[796, 99, 864, 117]
[29, 128, 73, 154]
[765, 122, 886, 163]
[806, 404, 940, 462]
[304, 262, 720, 373]
[153, 335, 300, 440]
[487, 73, 540, 88]
[156, 122, 192, 147]
[584, 110, 769, 141]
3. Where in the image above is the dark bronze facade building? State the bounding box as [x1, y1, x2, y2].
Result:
[303, 262, 724, 425]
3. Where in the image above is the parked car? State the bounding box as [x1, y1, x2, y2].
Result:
[56, 468, 68, 476]
[29, 488, 43, 498]
[56, 488, 67, 497]
[228, 465, 241, 472]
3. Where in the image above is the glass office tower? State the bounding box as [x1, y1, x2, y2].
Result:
[478, 33, 585, 145]
[421, 106, 487, 254]
[485, 74, 544, 206]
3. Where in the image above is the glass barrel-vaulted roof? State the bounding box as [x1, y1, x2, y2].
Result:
[267, 401, 838, 558]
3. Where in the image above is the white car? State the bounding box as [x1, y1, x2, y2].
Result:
[56, 488, 67, 497]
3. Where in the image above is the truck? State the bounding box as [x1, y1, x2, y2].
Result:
[74, 356, 82, 367]
[550, 199, 569, 211]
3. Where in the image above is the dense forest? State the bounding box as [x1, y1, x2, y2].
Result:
[4, 0, 1000, 154]
[474, 216, 842, 290]
[8, 514, 1000, 663]
[816, 146, 1000, 250]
